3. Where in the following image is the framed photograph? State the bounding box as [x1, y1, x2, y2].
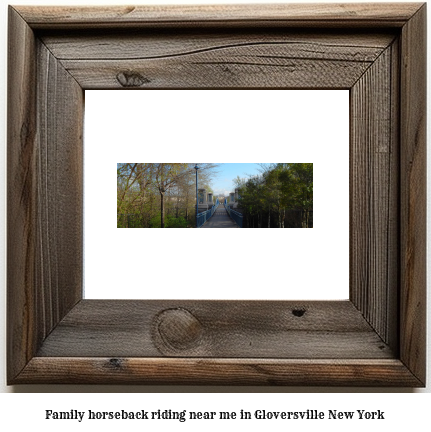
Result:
[7, 3, 426, 386]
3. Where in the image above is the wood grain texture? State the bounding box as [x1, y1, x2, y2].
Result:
[51, 31, 394, 89]
[15, 358, 423, 386]
[7, 3, 426, 386]
[350, 42, 399, 350]
[36, 300, 394, 359]
[399, 3, 427, 385]
[15, 3, 423, 29]
[35, 40, 84, 337]
[41, 31, 395, 60]
[7, 6, 38, 381]
[7, 6, 84, 384]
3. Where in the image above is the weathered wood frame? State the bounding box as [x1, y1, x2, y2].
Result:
[7, 3, 426, 386]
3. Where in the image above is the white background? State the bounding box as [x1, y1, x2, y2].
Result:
[85, 90, 349, 300]
[0, 0, 430, 427]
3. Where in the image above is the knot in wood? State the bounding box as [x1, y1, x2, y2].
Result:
[116, 71, 150, 87]
[155, 308, 203, 351]
[292, 308, 306, 317]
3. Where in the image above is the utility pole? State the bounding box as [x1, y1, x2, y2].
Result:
[194, 165, 199, 227]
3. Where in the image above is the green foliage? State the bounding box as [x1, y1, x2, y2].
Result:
[236, 163, 313, 228]
[167, 216, 189, 228]
[149, 213, 189, 228]
[117, 163, 218, 228]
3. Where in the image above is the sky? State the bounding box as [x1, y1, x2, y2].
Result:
[209, 163, 262, 196]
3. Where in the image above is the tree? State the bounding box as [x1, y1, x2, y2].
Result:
[117, 163, 140, 215]
[117, 163, 220, 228]
[153, 163, 191, 228]
[235, 163, 313, 228]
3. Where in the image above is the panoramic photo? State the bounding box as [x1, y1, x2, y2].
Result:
[117, 163, 313, 229]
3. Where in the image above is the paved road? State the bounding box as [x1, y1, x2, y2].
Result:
[201, 206, 239, 228]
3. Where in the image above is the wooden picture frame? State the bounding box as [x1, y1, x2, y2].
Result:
[7, 3, 426, 386]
